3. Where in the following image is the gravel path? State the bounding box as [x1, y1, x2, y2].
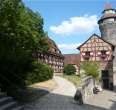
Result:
[52, 76, 76, 96]
[24, 76, 116, 110]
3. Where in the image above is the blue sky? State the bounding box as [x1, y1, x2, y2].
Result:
[23, 0, 116, 54]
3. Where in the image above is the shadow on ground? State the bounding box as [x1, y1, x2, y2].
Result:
[23, 89, 116, 110]
[17, 87, 49, 105]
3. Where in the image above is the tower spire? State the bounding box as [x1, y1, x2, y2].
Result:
[105, 2, 112, 9]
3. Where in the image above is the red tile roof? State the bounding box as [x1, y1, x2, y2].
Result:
[47, 38, 63, 57]
[104, 3, 112, 10]
[101, 13, 116, 19]
[63, 54, 80, 66]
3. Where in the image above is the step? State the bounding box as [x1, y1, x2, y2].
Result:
[12, 106, 24, 110]
[0, 97, 13, 106]
[0, 92, 23, 110]
[0, 92, 7, 98]
[0, 101, 17, 110]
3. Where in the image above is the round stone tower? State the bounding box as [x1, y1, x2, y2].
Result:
[98, 3, 116, 90]
[98, 3, 116, 45]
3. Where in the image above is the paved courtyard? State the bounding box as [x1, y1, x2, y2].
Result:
[24, 76, 116, 110]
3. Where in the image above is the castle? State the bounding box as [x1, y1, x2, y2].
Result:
[77, 4, 116, 90]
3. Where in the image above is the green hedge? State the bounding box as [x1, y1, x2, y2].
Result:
[63, 64, 76, 75]
[26, 62, 53, 85]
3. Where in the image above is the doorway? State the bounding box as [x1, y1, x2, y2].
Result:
[101, 70, 109, 89]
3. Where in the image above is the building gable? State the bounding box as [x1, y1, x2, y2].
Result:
[77, 34, 113, 62]
[80, 34, 113, 52]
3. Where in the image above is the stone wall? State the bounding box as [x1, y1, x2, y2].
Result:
[77, 76, 95, 102]
[99, 21, 116, 90]
[113, 48, 116, 91]
[99, 22, 116, 46]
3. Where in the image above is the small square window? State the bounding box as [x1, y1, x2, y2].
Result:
[85, 51, 90, 56]
[101, 50, 106, 55]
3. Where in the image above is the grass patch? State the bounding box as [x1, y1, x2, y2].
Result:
[62, 75, 82, 87]
[29, 79, 57, 91]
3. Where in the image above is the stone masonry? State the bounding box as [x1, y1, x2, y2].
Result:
[98, 5, 116, 90]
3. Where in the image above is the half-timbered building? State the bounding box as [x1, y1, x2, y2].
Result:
[78, 34, 114, 89]
[37, 38, 64, 74]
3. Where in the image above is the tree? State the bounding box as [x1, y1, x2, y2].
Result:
[26, 61, 53, 85]
[81, 61, 100, 80]
[63, 64, 76, 75]
[0, 0, 49, 96]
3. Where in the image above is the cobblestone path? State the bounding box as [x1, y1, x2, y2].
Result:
[24, 76, 116, 110]
[86, 90, 116, 110]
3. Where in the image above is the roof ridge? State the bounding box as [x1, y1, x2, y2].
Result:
[77, 33, 114, 50]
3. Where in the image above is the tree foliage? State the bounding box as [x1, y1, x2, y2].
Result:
[26, 61, 53, 85]
[81, 61, 100, 80]
[63, 64, 76, 75]
[0, 0, 49, 95]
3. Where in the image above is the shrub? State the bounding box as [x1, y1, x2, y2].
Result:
[26, 61, 53, 85]
[63, 64, 76, 75]
[81, 61, 100, 80]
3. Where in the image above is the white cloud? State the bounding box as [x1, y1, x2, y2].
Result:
[50, 15, 98, 36]
[58, 43, 81, 50]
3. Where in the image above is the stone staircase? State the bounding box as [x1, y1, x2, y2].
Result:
[0, 92, 24, 110]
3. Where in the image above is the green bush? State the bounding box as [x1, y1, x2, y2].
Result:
[81, 61, 100, 80]
[63, 64, 76, 75]
[26, 62, 53, 85]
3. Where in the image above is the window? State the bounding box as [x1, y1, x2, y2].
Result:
[85, 51, 90, 56]
[114, 18, 116, 21]
[103, 18, 114, 23]
[102, 31, 106, 37]
[100, 50, 106, 59]
[83, 51, 90, 60]
[101, 50, 106, 55]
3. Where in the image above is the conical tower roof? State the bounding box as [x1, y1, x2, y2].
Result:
[98, 3, 116, 23]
